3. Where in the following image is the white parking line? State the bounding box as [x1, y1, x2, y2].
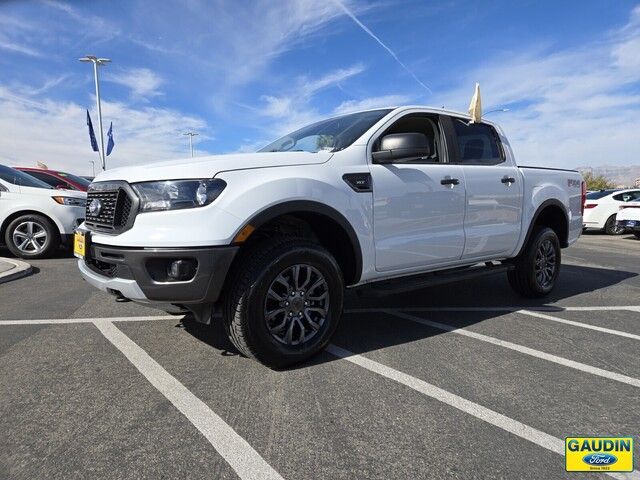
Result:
[517, 310, 640, 341]
[386, 310, 640, 388]
[0, 315, 181, 325]
[345, 306, 640, 313]
[326, 344, 640, 480]
[1, 306, 637, 326]
[93, 320, 284, 480]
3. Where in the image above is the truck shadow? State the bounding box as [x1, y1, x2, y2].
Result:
[179, 264, 638, 368]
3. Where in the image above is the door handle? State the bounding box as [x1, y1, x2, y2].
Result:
[440, 178, 460, 186]
[501, 176, 516, 184]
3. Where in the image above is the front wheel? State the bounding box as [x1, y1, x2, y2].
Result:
[4, 214, 60, 259]
[223, 238, 344, 368]
[508, 227, 561, 298]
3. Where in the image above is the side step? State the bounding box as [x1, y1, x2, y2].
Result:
[358, 262, 514, 296]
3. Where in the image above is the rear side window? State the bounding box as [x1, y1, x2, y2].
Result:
[613, 191, 640, 202]
[586, 190, 616, 200]
[451, 117, 503, 164]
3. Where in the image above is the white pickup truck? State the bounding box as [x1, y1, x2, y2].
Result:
[75, 106, 584, 367]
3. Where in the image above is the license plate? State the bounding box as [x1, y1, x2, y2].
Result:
[74, 231, 86, 258]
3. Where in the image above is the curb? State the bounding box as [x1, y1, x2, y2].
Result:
[0, 257, 33, 284]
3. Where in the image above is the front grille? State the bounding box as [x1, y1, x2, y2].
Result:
[85, 182, 137, 233]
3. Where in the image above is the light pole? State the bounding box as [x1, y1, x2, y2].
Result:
[79, 55, 111, 170]
[183, 132, 198, 158]
[89, 160, 96, 177]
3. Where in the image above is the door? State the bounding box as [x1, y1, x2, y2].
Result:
[447, 116, 523, 259]
[370, 113, 466, 272]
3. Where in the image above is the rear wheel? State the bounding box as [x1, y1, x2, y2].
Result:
[508, 227, 561, 298]
[604, 215, 625, 235]
[4, 214, 60, 259]
[223, 238, 344, 368]
[634, 232, 640, 239]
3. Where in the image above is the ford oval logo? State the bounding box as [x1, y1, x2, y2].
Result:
[88, 198, 102, 216]
[582, 453, 617, 466]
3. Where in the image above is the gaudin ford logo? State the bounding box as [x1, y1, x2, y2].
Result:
[565, 437, 633, 472]
[88, 198, 102, 216]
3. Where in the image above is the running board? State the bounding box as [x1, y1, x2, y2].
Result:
[358, 263, 514, 296]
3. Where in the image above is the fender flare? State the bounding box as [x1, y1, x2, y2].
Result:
[517, 199, 569, 256]
[243, 200, 363, 284]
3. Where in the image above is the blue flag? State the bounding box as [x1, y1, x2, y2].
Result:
[86, 110, 99, 152]
[106, 122, 115, 156]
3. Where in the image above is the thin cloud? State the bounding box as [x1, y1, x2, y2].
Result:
[0, 39, 42, 57]
[104, 68, 164, 100]
[335, 0, 432, 94]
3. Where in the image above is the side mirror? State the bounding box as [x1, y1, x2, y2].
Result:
[372, 133, 431, 164]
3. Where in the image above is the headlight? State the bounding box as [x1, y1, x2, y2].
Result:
[132, 179, 226, 212]
[52, 196, 87, 207]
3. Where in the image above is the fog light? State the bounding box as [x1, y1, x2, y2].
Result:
[167, 259, 197, 281]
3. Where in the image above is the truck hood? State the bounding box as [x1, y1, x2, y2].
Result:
[93, 151, 333, 184]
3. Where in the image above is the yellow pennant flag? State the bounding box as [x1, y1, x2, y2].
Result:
[468, 83, 482, 123]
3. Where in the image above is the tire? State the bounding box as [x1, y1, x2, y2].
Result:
[4, 214, 60, 259]
[604, 215, 625, 235]
[222, 238, 344, 368]
[507, 227, 561, 298]
[634, 232, 640, 239]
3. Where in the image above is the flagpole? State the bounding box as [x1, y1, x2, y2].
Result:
[93, 61, 106, 171]
[80, 56, 111, 171]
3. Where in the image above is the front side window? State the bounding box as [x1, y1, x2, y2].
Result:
[373, 114, 443, 163]
[451, 117, 503, 164]
[260, 109, 392, 153]
[0, 165, 53, 189]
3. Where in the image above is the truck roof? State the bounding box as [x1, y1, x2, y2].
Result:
[336, 105, 502, 127]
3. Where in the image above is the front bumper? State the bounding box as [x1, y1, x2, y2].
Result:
[78, 241, 238, 304]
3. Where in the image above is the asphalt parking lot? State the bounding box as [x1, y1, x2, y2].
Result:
[1, 232, 639, 480]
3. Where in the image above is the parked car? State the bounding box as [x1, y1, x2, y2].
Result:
[75, 106, 584, 367]
[616, 201, 640, 239]
[582, 188, 640, 234]
[15, 167, 92, 192]
[0, 165, 86, 259]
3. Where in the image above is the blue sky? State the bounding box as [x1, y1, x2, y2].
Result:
[0, 0, 639, 175]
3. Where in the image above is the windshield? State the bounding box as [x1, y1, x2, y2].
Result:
[259, 109, 393, 153]
[0, 165, 53, 189]
[57, 171, 92, 187]
[586, 190, 617, 200]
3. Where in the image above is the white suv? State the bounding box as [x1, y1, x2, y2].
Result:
[0, 165, 86, 259]
[583, 188, 640, 234]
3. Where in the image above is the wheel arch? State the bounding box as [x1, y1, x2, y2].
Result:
[234, 200, 363, 286]
[517, 200, 569, 256]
